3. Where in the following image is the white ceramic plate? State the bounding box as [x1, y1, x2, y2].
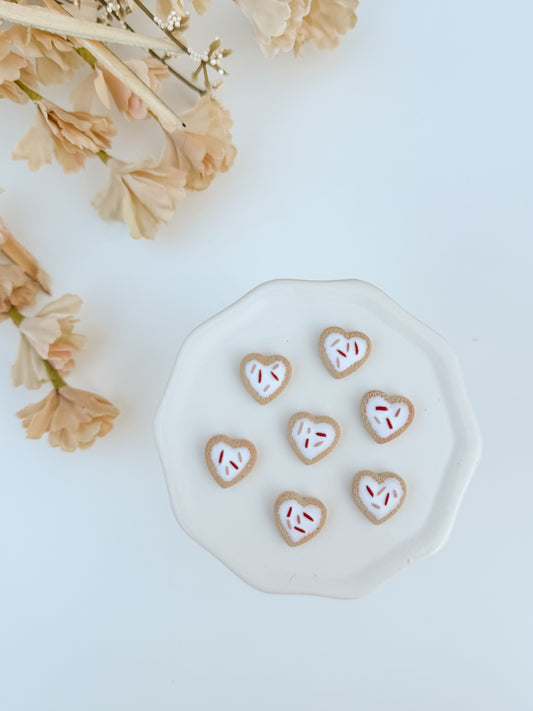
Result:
[155, 279, 481, 598]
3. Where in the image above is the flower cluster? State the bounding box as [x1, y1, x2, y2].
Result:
[0, 0, 360, 239]
[0, 217, 119, 451]
[235, 0, 359, 56]
[0, 2, 235, 239]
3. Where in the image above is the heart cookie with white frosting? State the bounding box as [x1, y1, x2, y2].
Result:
[319, 326, 371, 379]
[275, 491, 327, 547]
[288, 412, 340, 465]
[205, 435, 257, 488]
[361, 390, 414, 443]
[240, 353, 291, 404]
[352, 471, 406, 524]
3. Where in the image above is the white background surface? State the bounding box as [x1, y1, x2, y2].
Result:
[0, 1, 532, 709]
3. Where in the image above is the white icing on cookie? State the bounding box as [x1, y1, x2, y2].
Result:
[240, 353, 291, 404]
[320, 327, 370, 377]
[275, 493, 326, 546]
[244, 358, 286, 397]
[288, 412, 340, 465]
[210, 442, 251, 482]
[361, 390, 414, 443]
[352, 471, 406, 524]
[205, 435, 257, 488]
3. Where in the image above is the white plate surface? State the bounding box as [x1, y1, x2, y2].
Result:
[155, 279, 481, 598]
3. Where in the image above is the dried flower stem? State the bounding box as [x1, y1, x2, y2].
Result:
[0, 0, 179, 52]
[7, 305, 66, 390]
[14, 80, 43, 102]
[43, 358, 67, 390]
[7, 304, 23, 327]
[75, 46, 97, 69]
[129, 0, 189, 55]
[97, 150, 111, 164]
[147, 47, 206, 96]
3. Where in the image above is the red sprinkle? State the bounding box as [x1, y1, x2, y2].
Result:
[376, 406, 388, 411]
[303, 513, 314, 521]
[230, 461, 239, 470]
[294, 527, 306, 533]
[336, 349, 347, 358]
[385, 493, 390, 506]
[287, 506, 292, 517]
[316, 432, 327, 437]
[305, 438, 309, 449]
[386, 418, 393, 429]
[218, 450, 224, 464]
[354, 341, 359, 355]
[258, 369, 262, 383]
[366, 485, 374, 497]
[394, 408, 401, 417]
[271, 371, 279, 381]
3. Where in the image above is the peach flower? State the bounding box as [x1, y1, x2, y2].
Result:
[17, 385, 119, 452]
[163, 95, 236, 191]
[0, 36, 37, 104]
[1, 24, 83, 85]
[235, 0, 358, 55]
[71, 56, 169, 121]
[12, 294, 87, 389]
[92, 156, 187, 239]
[0, 262, 39, 321]
[0, 35, 26, 83]
[294, 0, 359, 53]
[236, 0, 310, 56]
[12, 98, 116, 173]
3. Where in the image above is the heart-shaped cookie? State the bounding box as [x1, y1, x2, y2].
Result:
[240, 353, 291, 404]
[275, 491, 327, 547]
[361, 390, 414, 443]
[319, 326, 371, 379]
[288, 412, 340, 465]
[205, 435, 257, 488]
[352, 471, 406, 524]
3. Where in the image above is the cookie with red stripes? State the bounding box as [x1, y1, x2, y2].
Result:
[205, 435, 257, 488]
[352, 471, 406, 524]
[288, 412, 340, 465]
[240, 353, 291, 404]
[361, 390, 414, 443]
[319, 326, 371, 379]
[275, 491, 327, 546]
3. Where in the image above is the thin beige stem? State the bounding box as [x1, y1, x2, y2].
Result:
[0, 0, 180, 52]
[129, 0, 189, 54]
